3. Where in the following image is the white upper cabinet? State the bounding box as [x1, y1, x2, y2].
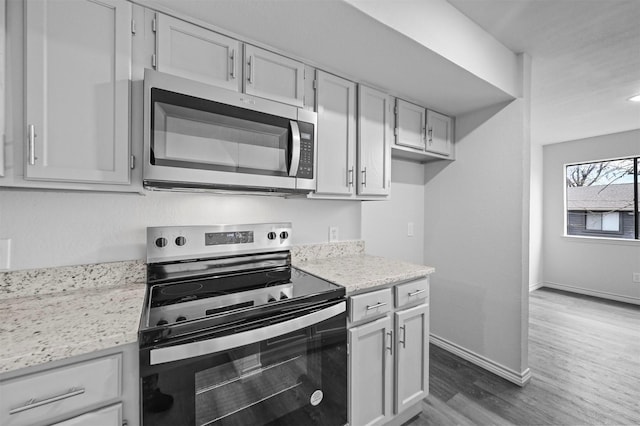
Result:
[357, 85, 392, 197]
[395, 99, 425, 151]
[314, 70, 357, 196]
[155, 14, 241, 92]
[426, 109, 454, 157]
[244, 44, 305, 107]
[24, 0, 131, 184]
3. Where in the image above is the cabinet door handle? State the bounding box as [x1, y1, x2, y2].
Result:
[428, 127, 433, 144]
[9, 387, 85, 415]
[366, 302, 386, 310]
[230, 49, 236, 79]
[386, 330, 393, 355]
[399, 325, 407, 348]
[27, 124, 37, 165]
[361, 167, 367, 187]
[347, 167, 354, 187]
[408, 289, 426, 297]
[247, 55, 254, 84]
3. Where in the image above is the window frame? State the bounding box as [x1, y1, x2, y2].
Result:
[564, 156, 639, 241]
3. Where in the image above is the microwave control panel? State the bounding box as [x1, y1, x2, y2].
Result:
[297, 121, 314, 179]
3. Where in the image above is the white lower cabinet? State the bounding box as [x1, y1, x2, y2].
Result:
[348, 278, 429, 426]
[0, 344, 138, 426]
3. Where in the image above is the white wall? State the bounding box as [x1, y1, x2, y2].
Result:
[362, 158, 425, 264]
[542, 130, 640, 304]
[424, 96, 530, 379]
[0, 190, 361, 271]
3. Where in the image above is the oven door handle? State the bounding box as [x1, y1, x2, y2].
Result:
[149, 300, 346, 365]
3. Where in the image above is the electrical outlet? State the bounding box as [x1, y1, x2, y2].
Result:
[0, 239, 11, 270]
[633, 273, 640, 283]
[329, 226, 339, 242]
[407, 222, 414, 237]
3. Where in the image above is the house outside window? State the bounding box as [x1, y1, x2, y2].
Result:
[565, 157, 638, 240]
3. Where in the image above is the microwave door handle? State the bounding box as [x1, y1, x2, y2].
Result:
[289, 120, 301, 177]
[149, 301, 345, 365]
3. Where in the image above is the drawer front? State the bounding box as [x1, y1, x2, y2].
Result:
[395, 278, 429, 308]
[349, 288, 393, 323]
[53, 403, 122, 426]
[1, 354, 122, 426]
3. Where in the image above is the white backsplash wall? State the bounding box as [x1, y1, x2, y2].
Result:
[0, 190, 361, 271]
[362, 158, 425, 265]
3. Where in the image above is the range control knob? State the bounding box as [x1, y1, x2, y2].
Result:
[175, 236, 187, 246]
[268, 296, 277, 303]
[155, 237, 168, 248]
[280, 231, 289, 240]
[267, 232, 277, 240]
[280, 292, 289, 300]
[176, 316, 187, 322]
[156, 319, 168, 326]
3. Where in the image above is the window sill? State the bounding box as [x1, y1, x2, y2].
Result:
[562, 235, 639, 246]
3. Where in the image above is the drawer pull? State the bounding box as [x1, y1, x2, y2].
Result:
[408, 289, 426, 297]
[366, 302, 387, 310]
[9, 387, 85, 415]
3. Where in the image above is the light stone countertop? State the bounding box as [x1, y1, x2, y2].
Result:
[0, 261, 146, 374]
[0, 241, 434, 375]
[294, 254, 435, 294]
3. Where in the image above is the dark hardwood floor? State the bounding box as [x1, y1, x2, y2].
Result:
[409, 288, 640, 425]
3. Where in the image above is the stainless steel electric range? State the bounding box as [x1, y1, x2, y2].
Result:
[138, 223, 347, 426]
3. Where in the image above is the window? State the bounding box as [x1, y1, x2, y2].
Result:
[566, 157, 638, 240]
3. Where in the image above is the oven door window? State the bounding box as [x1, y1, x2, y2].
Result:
[141, 308, 347, 426]
[151, 88, 292, 177]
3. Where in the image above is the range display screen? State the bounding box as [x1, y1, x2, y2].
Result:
[205, 231, 254, 246]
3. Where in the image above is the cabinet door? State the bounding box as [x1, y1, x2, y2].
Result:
[244, 44, 304, 106]
[349, 316, 393, 426]
[394, 304, 429, 413]
[53, 403, 122, 426]
[357, 85, 391, 196]
[24, 0, 131, 184]
[395, 99, 425, 150]
[315, 70, 356, 195]
[156, 14, 241, 92]
[426, 109, 453, 157]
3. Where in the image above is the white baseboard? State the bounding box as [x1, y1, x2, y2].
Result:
[542, 281, 640, 305]
[430, 334, 531, 387]
[529, 281, 544, 292]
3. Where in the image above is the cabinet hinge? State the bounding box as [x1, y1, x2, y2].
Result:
[152, 17, 157, 32]
[394, 127, 398, 136]
[394, 106, 398, 115]
[313, 80, 317, 90]
[130, 155, 136, 170]
[131, 19, 136, 34]
[346, 342, 349, 356]
[151, 54, 157, 69]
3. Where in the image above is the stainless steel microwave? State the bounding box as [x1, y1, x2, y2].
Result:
[143, 69, 316, 194]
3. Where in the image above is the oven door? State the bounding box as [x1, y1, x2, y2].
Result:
[140, 299, 347, 426]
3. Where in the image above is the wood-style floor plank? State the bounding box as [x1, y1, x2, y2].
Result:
[407, 288, 640, 425]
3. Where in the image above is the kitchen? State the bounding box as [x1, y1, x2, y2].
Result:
[1, 0, 639, 425]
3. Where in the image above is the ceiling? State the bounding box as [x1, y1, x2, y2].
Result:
[447, 0, 640, 145]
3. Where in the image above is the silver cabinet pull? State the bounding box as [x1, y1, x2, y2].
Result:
[361, 167, 367, 187]
[9, 387, 85, 415]
[230, 49, 236, 79]
[27, 124, 37, 165]
[366, 302, 386, 310]
[399, 325, 407, 348]
[427, 127, 433, 144]
[247, 56, 254, 84]
[408, 289, 426, 297]
[347, 167, 354, 187]
[386, 330, 393, 355]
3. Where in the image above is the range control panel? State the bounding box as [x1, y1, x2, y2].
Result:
[147, 223, 292, 263]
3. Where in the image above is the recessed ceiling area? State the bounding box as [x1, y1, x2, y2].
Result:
[447, 0, 640, 145]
